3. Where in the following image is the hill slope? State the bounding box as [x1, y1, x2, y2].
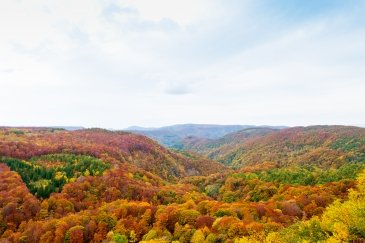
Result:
[189, 125, 365, 168]
[127, 124, 286, 148]
[182, 127, 279, 156]
[0, 128, 227, 180]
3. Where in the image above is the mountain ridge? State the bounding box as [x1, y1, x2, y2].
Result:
[126, 123, 287, 148]
[185, 125, 365, 168]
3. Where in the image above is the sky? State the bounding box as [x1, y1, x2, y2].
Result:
[1, 0, 364, 129]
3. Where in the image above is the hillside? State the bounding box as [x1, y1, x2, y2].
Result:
[182, 127, 279, 156]
[0, 128, 227, 181]
[185, 126, 365, 169]
[127, 124, 286, 149]
[0, 125, 365, 242]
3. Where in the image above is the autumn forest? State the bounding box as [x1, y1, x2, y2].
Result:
[0, 125, 364, 243]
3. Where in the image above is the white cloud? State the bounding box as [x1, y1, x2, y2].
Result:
[0, 0, 364, 128]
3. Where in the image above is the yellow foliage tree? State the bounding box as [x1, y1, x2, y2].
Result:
[190, 229, 205, 243]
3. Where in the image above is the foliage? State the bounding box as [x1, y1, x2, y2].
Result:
[0, 126, 364, 242]
[189, 126, 365, 168]
[0, 128, 227, 180]
[0, 154, 110, 198]
[234, 163, 365, 186]
[260, 170, 365, 242]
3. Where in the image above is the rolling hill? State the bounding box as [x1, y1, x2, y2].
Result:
[181, 127, 280, 156]
[0, 127, 227, 180]
[184, 125, 365, 168]
[126, 124, 286, 148]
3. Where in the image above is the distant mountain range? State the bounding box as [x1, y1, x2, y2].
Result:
[49, 126, 85, 131]
[126, 124, 287, 148]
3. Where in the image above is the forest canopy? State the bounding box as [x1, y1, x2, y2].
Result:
[0, 126, 364, 242]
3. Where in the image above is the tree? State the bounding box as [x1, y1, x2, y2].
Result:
[191, 229, 205, 243]
[113, 233, 128, 243]
[64, 226, 85, 243]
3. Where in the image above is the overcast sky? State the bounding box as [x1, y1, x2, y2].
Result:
[1, 0, 364, 128]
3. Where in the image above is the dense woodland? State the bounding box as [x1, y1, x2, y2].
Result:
[0, 126, 364, 242]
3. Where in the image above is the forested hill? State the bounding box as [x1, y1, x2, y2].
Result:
[0, 128, 227, 180]
[182, 125, 365, 168]
[127, 124, 286, 148]
[0, 125, 365, 242]
[181, 127, 279, 155]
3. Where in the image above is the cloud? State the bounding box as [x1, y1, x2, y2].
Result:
[0, 68, 14, 73]
[160, 80, 195, 95]
[102, 3, 137, 18]
[0, 0, 364, 128]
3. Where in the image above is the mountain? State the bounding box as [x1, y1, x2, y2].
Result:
[0, 127, 227, 181]
[187, 125, 365, 168]
[49, 126, 85, 131]
[126, 126, 155, 131]
[181, 127, 280, 155]
[126, 124, 286, 148]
